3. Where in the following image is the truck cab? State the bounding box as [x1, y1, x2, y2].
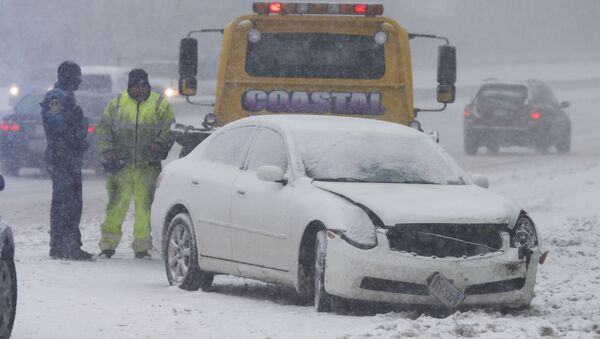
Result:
[178, 2, 456, 129]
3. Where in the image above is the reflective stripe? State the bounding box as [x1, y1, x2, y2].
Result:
[112, 120, 172, 130]
[99, 231, 122, 251]
[132, 236, 153, 252]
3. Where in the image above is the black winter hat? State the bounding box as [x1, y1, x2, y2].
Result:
[128, 68, 150, 89]
[57, 61, 81, 81]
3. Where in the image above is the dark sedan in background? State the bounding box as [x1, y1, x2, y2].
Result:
[0, 91, 111, 176]
[464, 79, 571, 155]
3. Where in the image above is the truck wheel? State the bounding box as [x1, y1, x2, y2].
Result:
[314, 230, 336, 312]
[165, 213, 213, 292]
[0, 257, 17, 338]
[486, 143, 499, 154]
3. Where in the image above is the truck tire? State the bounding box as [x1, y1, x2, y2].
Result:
[556, 126, 571, 154]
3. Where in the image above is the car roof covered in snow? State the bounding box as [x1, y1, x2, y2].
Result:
[230, 114, 424, 137]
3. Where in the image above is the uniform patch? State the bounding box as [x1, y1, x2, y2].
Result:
[49, 98, 61, 114]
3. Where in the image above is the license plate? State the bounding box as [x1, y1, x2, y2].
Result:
[427, 272, 465, 309]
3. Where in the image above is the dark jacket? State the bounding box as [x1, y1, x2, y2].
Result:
[40, 89, 89, 167]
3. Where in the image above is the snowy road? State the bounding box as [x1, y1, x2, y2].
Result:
[1, 79, 600, 338]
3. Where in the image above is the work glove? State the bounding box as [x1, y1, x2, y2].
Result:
[147, 143, 164, 165]
[102, 151, 125, 173]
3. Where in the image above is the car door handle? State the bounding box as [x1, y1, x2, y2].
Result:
[191, 179, 200, 186]
[236, 189, 246, 196]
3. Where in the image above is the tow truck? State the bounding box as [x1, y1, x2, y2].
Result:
[172, 2, 457, 153]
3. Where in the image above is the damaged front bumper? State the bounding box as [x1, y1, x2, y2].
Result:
[324, 231, 540, 308]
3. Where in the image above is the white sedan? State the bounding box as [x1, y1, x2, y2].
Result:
[151, 115, 545, 311]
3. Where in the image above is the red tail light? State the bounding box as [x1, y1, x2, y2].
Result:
[0, 123, 21, 132]
[87, 124, 97, 133]
[530, 111, 542, 120]
[353, 4, 367, 14]
[463, 110, 473, 117]
[269, 2, 282, 13]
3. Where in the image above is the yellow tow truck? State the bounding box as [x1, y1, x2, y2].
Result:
[176, 2, 456, 135]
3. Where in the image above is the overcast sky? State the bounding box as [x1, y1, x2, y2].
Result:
[1, 0, 598, 82]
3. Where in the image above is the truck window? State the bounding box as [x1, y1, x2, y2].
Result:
[245, 33, 385, 79]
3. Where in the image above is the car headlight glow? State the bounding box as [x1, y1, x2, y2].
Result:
[9, 85, 19, 96]
[164, 88, 178, 97]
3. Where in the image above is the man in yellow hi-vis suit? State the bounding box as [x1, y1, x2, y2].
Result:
[97, 68, 175, 259]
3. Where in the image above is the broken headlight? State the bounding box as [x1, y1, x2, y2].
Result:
[510, 214, 538, 258]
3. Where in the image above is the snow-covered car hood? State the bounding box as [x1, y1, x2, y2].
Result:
[312, 181, 520, 226]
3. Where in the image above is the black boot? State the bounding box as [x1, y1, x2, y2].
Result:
[49, 248, 64, 259]
[66, 248, 94, 261]
[134, 251, 151, 259]
[98, 249, 115, 259]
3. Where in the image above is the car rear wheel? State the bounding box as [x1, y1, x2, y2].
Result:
[0, 161, 20, 177]
[556, 126, 571, 154]
[314, 230, 336, 312]
[164, 213, 213, 291]
[0, 257, 17, 338]
[463, 129, 479, 155]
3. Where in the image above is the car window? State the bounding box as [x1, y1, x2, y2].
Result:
[79, 74, 112, 93]
[246, 127, 288, 172]
[541, 84, 560, 107]
[205, 126, 255, 167]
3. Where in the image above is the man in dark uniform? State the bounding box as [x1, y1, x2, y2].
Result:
[40, 61, 93, 260]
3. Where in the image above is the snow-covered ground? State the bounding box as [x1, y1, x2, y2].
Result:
[1, 63, 600, 338]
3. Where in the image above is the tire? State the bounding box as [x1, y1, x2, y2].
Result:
[164, 213, 213, 291]
[556, 126, 571, 154]
[0, 160, 19, 177]
[463, 129, 479, 155]
[486, 143, 499, 154]
[314, 230, 336, 312]
[0, 258, 17, 339]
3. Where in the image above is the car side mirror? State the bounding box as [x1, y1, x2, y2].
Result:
[437, 45, 456, 104]
[257, 165, 287, 185]
[179, 37, 198, 96]
[0, 174, 4, 191]
[560, 101, 570, 108]
[471, 174, 489, 189]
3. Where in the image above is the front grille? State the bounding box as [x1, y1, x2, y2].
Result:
[387, 223, 505, 258]
[360, 277, 429, 295]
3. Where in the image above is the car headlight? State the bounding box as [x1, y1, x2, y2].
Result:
[164, 87, 178, 97]
[510, 213, 538, 258]
[336, 225, 377, 250]
[9, 85, 19, 97]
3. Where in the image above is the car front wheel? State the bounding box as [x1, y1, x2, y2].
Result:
[314, 230, 336, 312]
[164, 213, 213, 291]
[0, 257, 17, 338]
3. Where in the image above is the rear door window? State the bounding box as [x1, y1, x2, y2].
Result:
[206, 126, 255, 167]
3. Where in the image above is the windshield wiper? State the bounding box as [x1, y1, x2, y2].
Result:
[312, 177, 367, 182]
[399, 180, 439, 185]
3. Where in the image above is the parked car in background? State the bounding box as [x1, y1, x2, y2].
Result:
[152, 115, 545, 312]
[464, 79, 571, 154]
[79, 65, 130, 95]
[140, 60, 180, 99]
[0, 174, 17, 338]
[7, 66, 56, 107]
[0, 91, 111, 176]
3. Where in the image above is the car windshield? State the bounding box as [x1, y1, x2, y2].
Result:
[15, 94, 110, 118]
[477, 84, 528, 108]
[245, 33, 385, 79]
[294, 129, 467, 185]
